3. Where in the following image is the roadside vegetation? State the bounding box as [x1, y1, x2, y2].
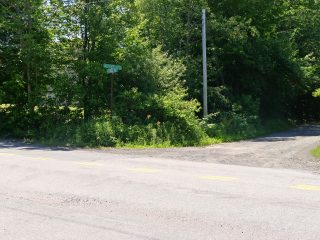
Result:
[311, 146, 320, 159]
[0, 0, 319, 148]
[0, 103, 293, 148]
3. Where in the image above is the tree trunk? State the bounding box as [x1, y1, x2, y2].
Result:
[185, 0, 192, 66]
[83, 1, 90, 120]
[162, 0, 170, 52]
[26, 0, 32, 110]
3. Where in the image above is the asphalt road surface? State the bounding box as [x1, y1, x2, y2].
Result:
[1, 126, 320, 239]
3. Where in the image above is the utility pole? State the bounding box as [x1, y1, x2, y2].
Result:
[202, 9, 208, 117]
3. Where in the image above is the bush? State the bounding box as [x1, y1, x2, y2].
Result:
[202, 94, 261, 139]
[27, 116, 206, 148]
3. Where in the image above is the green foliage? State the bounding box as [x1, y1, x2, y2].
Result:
[0, 104, 294, 148]
[115, 45, 194, 127]
[201, 94, 261, 139]
[115, 86, 205, 145]
[205, 16, 307, 118]
[117, 45, 185, 95]
[0, 0, 55, 109]
[0, 113, 204, 147]
[313, 89, 320, 98]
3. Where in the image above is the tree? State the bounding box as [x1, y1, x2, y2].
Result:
[50, 0, 129, 119]
[0, 0, 53, 110]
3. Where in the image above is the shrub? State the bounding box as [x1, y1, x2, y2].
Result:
[202, 94, 261, 139]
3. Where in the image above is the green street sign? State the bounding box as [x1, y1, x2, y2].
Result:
[107, 68, 118, 73]
[103, 64, 122, 70]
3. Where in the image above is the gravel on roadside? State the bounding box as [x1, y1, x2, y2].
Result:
[99, 123, 320, 174]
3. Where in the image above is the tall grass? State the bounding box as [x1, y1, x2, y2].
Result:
[34, 116, 207, 148]
[32, 117, 293, 148]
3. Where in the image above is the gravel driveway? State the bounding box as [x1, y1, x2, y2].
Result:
[102, 123, 320, 174]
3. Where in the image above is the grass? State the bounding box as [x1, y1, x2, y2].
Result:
[28, 136, 228, 149]
[118, 137, 223, 149]
[311, 146, 320, 158]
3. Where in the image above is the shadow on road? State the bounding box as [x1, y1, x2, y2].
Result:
[0, 139, 73, 151]
[251, 123, 320, 142]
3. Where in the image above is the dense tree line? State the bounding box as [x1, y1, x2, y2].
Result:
[0, 0, 319, 145]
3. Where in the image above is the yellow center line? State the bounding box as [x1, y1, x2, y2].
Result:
[73, 162, 103, 166]
[27, 157, 55, 161]
[199, 176, 239, 181]
[128, 168, 161, 173]
[0, 153, 22, 157]
[290, 185, 320, 191]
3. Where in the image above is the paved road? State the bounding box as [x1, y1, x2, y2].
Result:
[1, 140, 320, 239]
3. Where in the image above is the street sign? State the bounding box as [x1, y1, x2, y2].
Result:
[103, 64, 122, 70]
[107, 68, 118, 73]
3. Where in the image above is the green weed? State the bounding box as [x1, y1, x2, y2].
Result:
[311, 146, 320, 158]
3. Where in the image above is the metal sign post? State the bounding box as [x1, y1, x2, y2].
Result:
[103, 64, 122, 117]
[111, 71, 114, 116]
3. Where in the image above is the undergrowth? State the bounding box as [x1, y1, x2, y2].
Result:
[0, 108, 294, 148]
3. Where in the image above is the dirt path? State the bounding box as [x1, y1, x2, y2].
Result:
[101, 123, 320, 174]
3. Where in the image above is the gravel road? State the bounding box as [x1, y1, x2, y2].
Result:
[99, 123, 320, 174]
